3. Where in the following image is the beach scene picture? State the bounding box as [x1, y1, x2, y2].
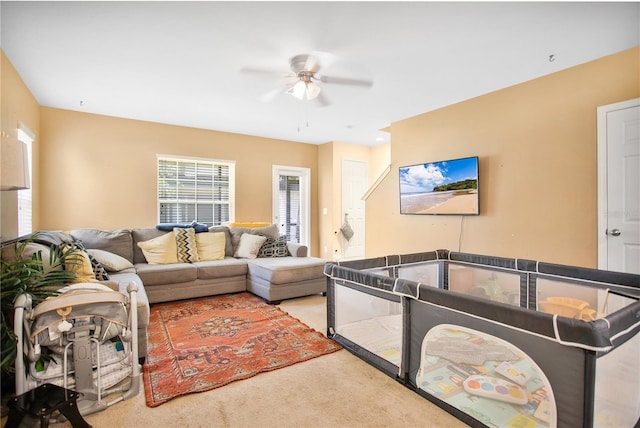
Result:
[399, 157, 479, 215]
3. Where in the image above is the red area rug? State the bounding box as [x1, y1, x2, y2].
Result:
[143, 292, 341, 407]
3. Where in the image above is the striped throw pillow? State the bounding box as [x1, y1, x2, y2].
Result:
[173, 227, 200, 263]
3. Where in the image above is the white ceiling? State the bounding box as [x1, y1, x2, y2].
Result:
[1, 2, 639, 146]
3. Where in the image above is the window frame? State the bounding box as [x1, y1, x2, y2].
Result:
[157, 154, 235, 226]
[272, 165, 310, 249]
[17, 125, 34, 237]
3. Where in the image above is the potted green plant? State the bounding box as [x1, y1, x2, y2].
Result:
[0, 235, 77, 393]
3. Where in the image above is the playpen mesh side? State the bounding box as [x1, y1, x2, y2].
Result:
[334, 283, 403, 367]
[594, 332, 640, 427]
[326, 264, 404, 377]
[396, 262, 439, 288]
[447, 263, 521, 306]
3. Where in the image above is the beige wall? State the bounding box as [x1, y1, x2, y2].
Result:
[317, 141, 390, 260]
[370, 143, 391, 181]
[366, 47, 640, 268]
[38, 108, 321, 255]
[1, 51, 41, 241]
[317, 142, 334, 259]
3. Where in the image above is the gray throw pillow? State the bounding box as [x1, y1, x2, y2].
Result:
[70, 228, 133, 263]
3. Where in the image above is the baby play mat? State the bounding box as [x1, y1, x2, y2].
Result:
[143, 292, 341, 407]
[417, 324, 555, 427]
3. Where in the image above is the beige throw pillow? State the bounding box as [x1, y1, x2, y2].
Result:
[137, 232, 178, 264]
[86, 248, 134, 272]
[196, 232, 226, 261]
[65, 249, 96, 283]
[234, 234, 267, 259]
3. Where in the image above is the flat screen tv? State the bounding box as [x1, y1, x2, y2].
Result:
[399, 156, 479, 215]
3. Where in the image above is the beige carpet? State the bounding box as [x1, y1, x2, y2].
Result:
[3, 295, 469, 428]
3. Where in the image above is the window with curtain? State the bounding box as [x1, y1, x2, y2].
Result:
[157, 156, 235, 226]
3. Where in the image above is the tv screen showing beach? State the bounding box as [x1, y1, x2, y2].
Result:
[399, 156, 479, 215]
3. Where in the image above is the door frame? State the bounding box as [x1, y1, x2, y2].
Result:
[596, 98, 640, 270]
[272, 165, 310, 249]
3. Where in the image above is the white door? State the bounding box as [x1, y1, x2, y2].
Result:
[597, 99, 640, 274]
[272, 166, 310, 251]
[341, 159, 368, 260]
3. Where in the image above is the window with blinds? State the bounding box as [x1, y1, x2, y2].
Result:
[17, 128, 33, 237]
[278, 175, 300, 243]
[158, 156, 235, 226]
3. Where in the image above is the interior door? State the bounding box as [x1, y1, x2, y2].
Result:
[598, 99, 640, 274]
[341, 159, 368, 260]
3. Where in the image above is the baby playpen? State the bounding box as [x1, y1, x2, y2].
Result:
[324, 250, 640, 428]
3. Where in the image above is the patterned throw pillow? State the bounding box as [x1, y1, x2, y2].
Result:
[173, 227, 200, 263]
[88, 251, 110, 280]
[257, 235, 289, 258]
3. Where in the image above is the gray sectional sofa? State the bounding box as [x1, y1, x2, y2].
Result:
[17, 224, 327, 360]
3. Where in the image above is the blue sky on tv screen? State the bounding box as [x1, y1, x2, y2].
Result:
[399, 157, 478, 194]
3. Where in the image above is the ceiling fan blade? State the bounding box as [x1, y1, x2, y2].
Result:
[303, 54, 319, 73]
[319, 75, 373, 88]
[240, 66, 292, 79]
[302, 51, 338, 73]
[315, 92, 331, 107]
[259, 85, 290, 103]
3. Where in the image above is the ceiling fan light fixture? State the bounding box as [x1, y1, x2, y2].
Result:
[286, 80, 306, 100]
[305, 81, 321, 100]
[287, 72, 321, 101]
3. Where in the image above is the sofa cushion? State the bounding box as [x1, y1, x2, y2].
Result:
[208, 226, 233, 257]
[132, 228, 168, 264]
[86, 249, 135, 272]
[20, 243, 57, 272]
[31, 230, 74, 247]
[134, 262, 197, 286]
[70, 229, 134, 263]
[137, 232, 178, 264]
[247, 257, 326, 285]
[195, 258, 248, 280]
[173, 227, 200, 263]
[234, 233, 267, 259]
[196, 232, 226, 261]
[229, 224, 279, 254]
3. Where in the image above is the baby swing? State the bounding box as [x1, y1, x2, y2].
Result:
[12, 282, 141, 420]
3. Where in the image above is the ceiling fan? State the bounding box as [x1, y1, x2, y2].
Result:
[241, 52, 373, 106]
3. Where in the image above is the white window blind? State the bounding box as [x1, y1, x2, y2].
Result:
[278, 175, 300, 243]
[158, 156, 234, 226]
